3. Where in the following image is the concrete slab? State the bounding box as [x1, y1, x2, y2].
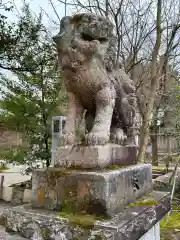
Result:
[0, 172, 30, 187]
[0, 201, 27, 239]
[23, 189, 31, 203]
[0, 167, 31, 204]
[2, 187, 13, 202]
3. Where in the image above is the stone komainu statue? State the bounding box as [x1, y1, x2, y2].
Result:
[53, 13, 137, 145]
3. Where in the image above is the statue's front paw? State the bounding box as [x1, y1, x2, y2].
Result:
[124, 137, 135, 146]
[59, 133, 75, 145]
[85, 131, 109, 145]
[111, 128, 127, 145]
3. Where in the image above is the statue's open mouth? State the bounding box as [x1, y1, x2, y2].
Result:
[81, 33, 108, 43]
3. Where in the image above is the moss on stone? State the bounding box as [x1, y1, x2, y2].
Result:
[59, 211, 105, 229]
[46, 165, 137, 175]
[126, 198, 157, 208]
[44, 168, 75, 189]
[47, 167, 74, 177]
[40, 227, 51, 238]
[152, 166, 166, 171]
[152, 166, 173, 172]
[59, 195, 108, 229]
[60, 198, 77, 213]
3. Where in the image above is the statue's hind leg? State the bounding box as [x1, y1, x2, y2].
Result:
[110, 113, 127, 145]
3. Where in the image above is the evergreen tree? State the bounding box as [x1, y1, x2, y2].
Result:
[0, 3, 66, 167]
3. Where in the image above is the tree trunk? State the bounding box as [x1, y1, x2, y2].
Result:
[150, 133, 158, 166]
[40, 67, 50, 168]
[45, 135, 50, 168]
[137, 0, 162, 162]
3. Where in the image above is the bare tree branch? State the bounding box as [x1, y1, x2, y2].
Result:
[48, 0, 61, 23]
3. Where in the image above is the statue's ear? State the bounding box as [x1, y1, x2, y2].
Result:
[71, 14, 84, 24]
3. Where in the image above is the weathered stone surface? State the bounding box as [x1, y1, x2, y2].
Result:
[0, 231, 27, 240]
[139, 222, 160, 240]
[153, 169, 180, 193]
[2, 204, 83, 240]
[11, 188, 24, 206]
[54, 144, 137, 169]
[89, 191, 171, 240]
[53, 13, 137, 146]
[31, 164, 152, 216]
[1, 191, 170, 240]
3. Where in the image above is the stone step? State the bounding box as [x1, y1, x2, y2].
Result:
[152, 170, 167, 179]
[0, 191, 171, 240]
[1, 204, 84, 239]
[153, 172, 163, 176]
[152, 170, 166, 174]
[5, 233, 27, 240]
[152, 173, 164, 179]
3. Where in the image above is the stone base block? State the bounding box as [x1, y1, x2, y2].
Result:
[31, 164, 152, 216]
[2, 191, 170, 240]
[54, 143, 137, 169]
[93, 191, 170, 240]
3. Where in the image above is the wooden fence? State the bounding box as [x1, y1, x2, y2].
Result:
[156, 134, 179, 153]
[136, 133, 179, 153]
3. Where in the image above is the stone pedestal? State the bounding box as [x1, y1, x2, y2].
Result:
[54, 144, 137, 169]
[31, 164, 152, 216]
[92, 191, 170, 239]
[1, 191, 170, 240]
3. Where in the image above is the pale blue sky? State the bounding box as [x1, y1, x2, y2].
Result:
[1, 0, 75, 81]
[6, 0, 76, 35]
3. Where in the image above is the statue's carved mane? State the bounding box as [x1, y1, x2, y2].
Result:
[70, 13, 118, 71]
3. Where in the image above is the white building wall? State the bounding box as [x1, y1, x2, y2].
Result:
[140, 222, 160, 240]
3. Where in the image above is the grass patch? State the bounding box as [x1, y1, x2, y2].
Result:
[160, 211, 180, 240]
[160, 199, 180, 240]
[160, 211, 180, 229]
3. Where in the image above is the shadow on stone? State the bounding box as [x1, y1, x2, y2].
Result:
[86, 199, 107, 217]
